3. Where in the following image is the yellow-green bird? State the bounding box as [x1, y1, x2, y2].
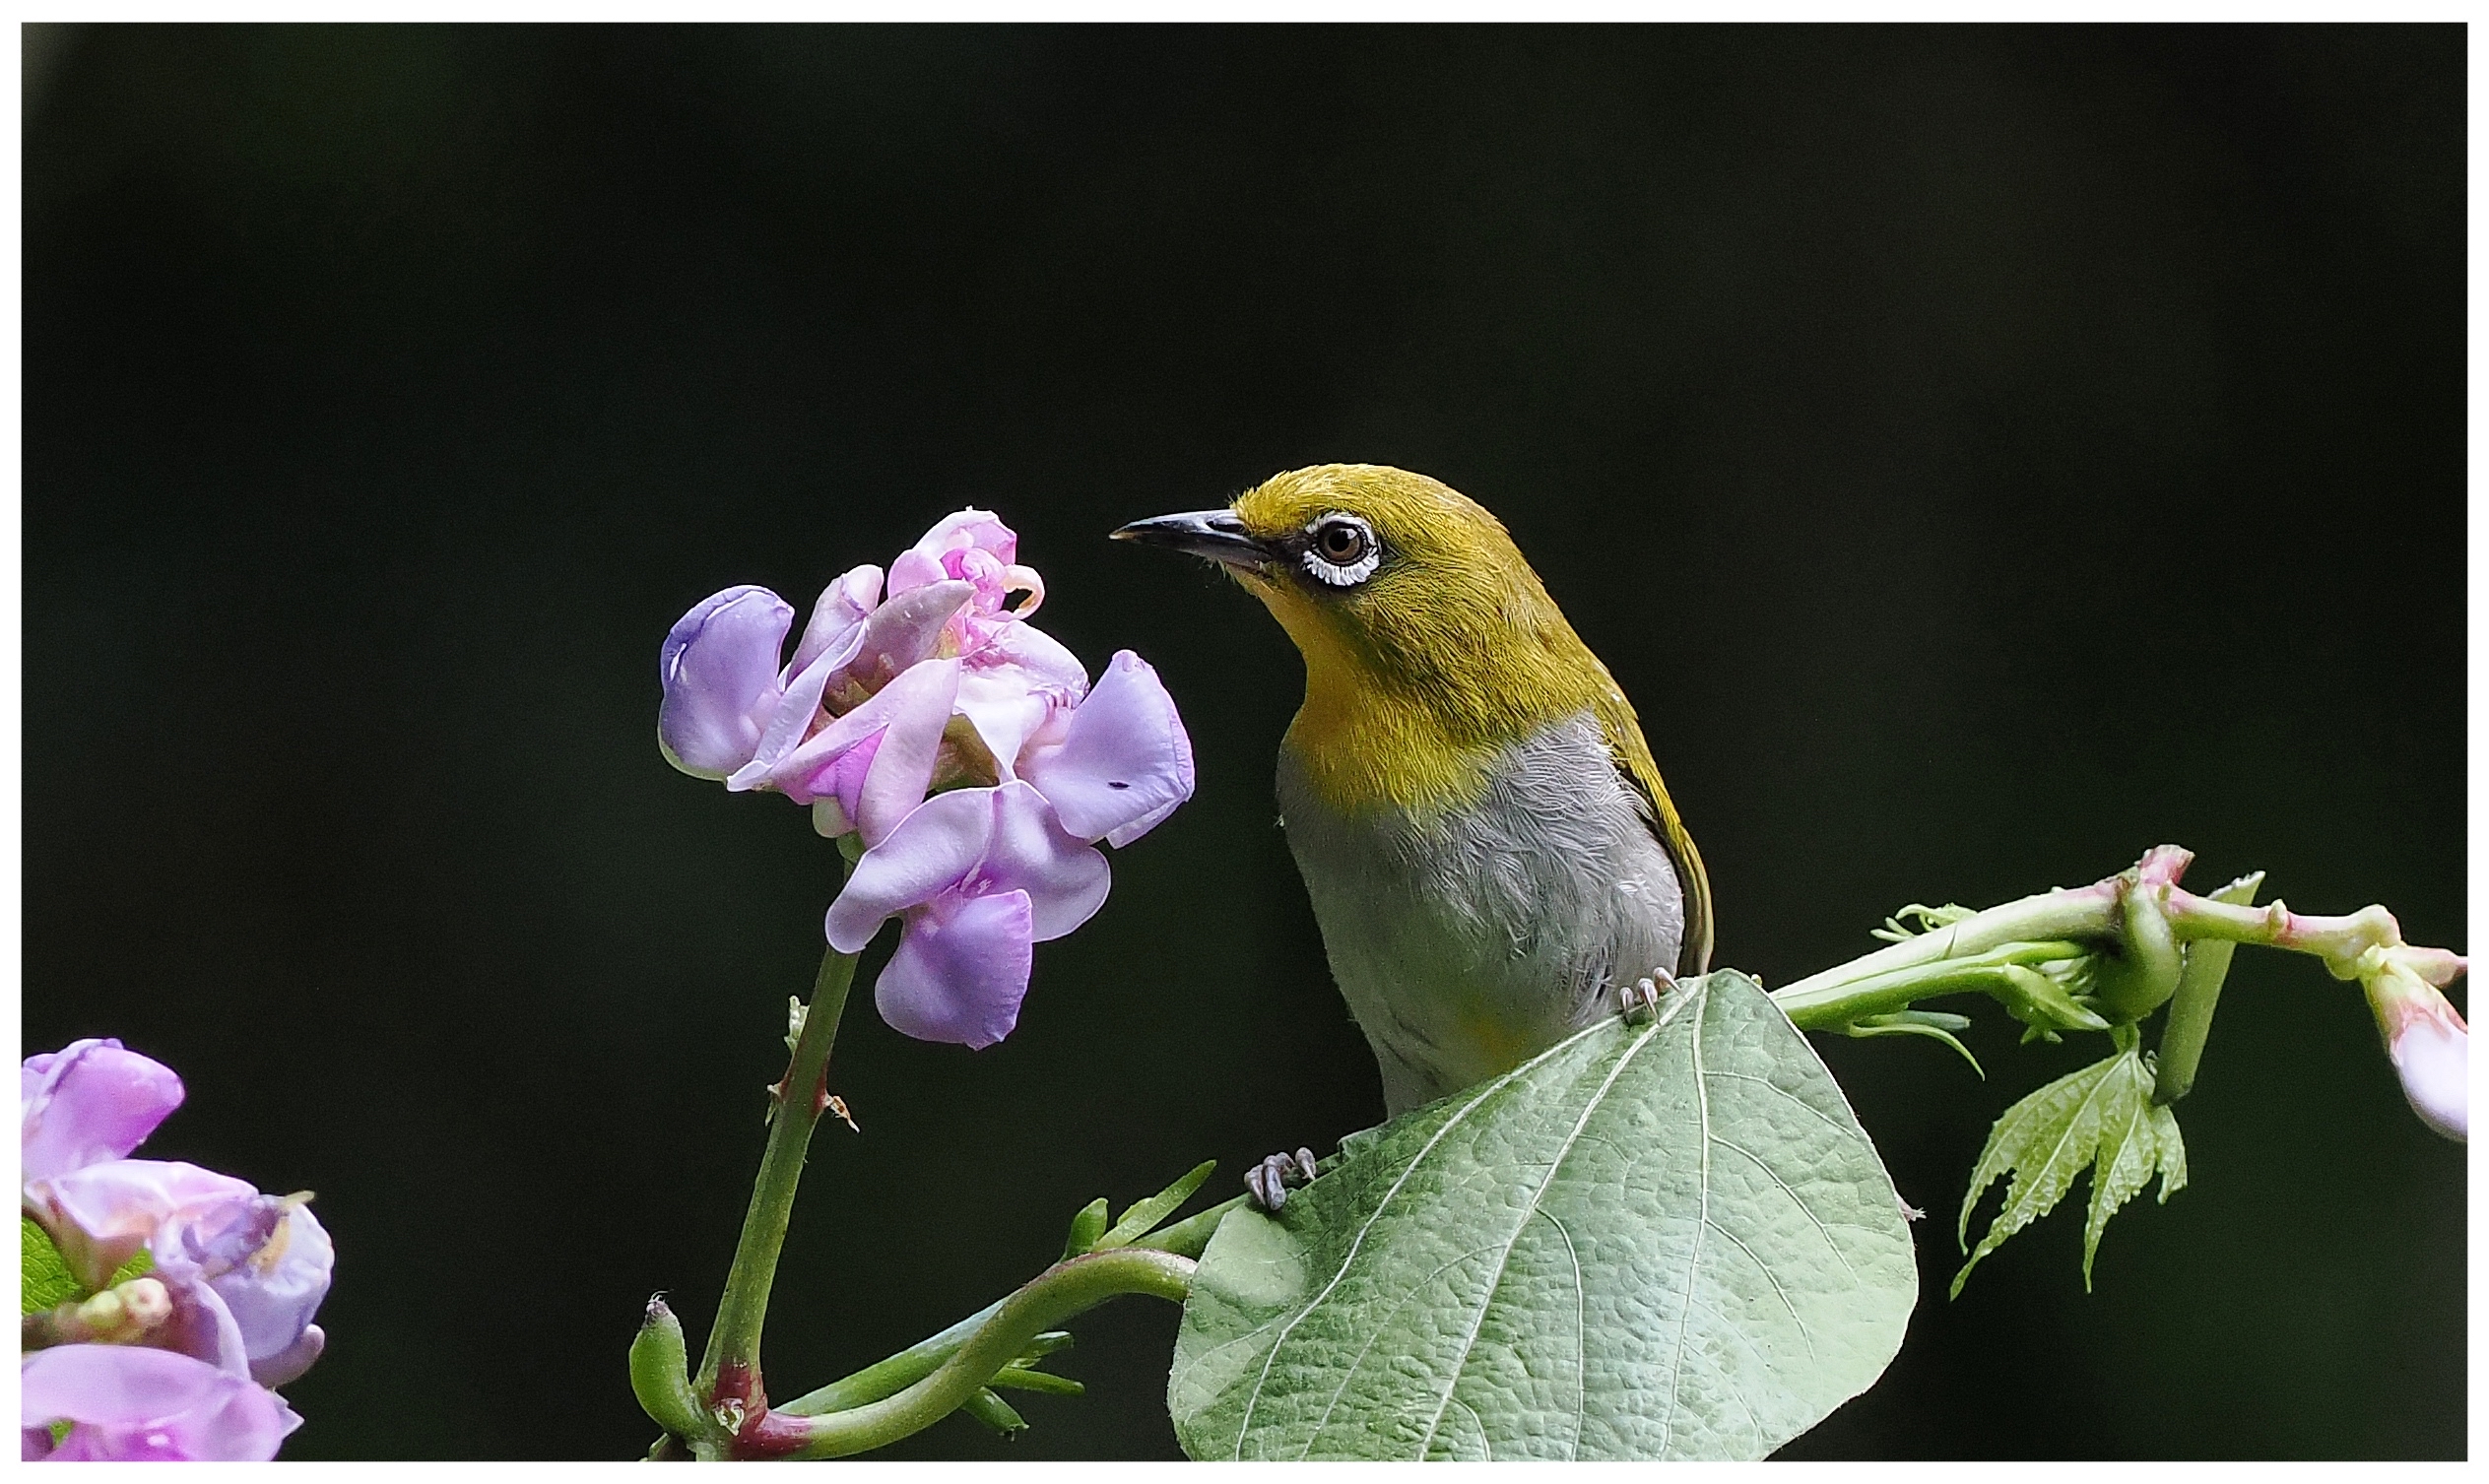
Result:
[1116, 464, 1713, 1157]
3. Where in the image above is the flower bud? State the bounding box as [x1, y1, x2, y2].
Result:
[2365, 958, 2467, 1141]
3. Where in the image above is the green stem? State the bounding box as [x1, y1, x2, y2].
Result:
[775, 1298, 1008, 1417]
[774, 1193, 1244, 1421]
[694, 939, 861, 1413]
[759, 1248, 1196, 1459]
[1773, 941, 2090, 1030]
[1770, 891, 2122, 1017]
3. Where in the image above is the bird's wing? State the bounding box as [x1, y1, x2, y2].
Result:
[1591, 682, 1714, 980]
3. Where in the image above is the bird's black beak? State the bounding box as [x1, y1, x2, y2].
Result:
[1109, 508, 1272, 569]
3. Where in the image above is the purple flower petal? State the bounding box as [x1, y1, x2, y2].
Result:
[149, 1268, 253, 1380]
[1022, 651, 1196, 847]
[25, 1160, 257, 1292]
[22, 1345, 299, 1461]
[1104, 796, 1186, 851]
[788, 564, 884, 677]
[874, 890, 1035, 1049]
[983, 782, 1112, 942]
[725, 644, 840, 794]
[823, 787, 997, 953]
[980, 621, 1089, 700]
[22, 1040, 185, 1182]
[249, 1326, 326, 1390]
[658, 586, 794, 780]
[155, 1195, 334, 1382]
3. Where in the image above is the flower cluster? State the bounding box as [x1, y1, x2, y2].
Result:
[21, 1040, 333, 1461]
[660, 510, 1194, 1048]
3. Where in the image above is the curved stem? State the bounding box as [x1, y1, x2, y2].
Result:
[1773, 940, 2089, 1029]
[774, 1195, 1244, 1421]
[694, 939, 861, 1414]
[1771, 891, 2122, 1012]
[746, 1248, 1197, 1459]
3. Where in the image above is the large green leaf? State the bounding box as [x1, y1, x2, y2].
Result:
[1170, 970, 1917, 1460]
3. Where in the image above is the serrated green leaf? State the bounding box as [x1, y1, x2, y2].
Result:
[1097, 1159, 1216, 1250]
[24, 1216, 81, 1315]
[1952, 1043, 2186, 1297]
[22, 1218, 149, 1316]
[1169, 971, 1916, 1461]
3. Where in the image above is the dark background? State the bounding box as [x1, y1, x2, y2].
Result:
[23, 24, 2464, 1460]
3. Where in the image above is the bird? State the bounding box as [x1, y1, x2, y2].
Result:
[1115, 464, 1712, 1201]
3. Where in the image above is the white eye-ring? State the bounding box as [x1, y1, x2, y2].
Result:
[1302, 512, 1381, 587]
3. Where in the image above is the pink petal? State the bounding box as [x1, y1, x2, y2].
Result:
[983, 782, 1112, 942]
[874, 890, 1035, 1049]
[772, 659, 961, 845]
[788, 564, 884, 677]
[823, 786, 996, 953]
[829, 580, 974, 694]
[910, 508, 1018, 567]
[21, 1345, 299, 1461]
[1022, 651, 1196, 846]
[658, 586, 793, 780]
[21, 1040, 185, 1182]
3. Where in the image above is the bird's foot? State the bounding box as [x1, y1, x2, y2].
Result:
[1617, 970, 1678, 1026]
[1244, 1146, 1319, 1212]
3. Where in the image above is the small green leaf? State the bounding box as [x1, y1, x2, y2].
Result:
[960, 1387, 1026, 1437]
[1097, 1159, 1216, 1250]
[1951, 1042, 2187, 1297]
[1013, 1330, 1074, 1365]
[1993, 963, 2112, 1035]
[989, 1366, 1084, 1397]
[1171, 971, 1916, 1461]
[1844, 1011, 1985, 1078]
[1060, 1198, 1109, 1261]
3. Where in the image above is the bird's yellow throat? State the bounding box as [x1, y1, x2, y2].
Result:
[1225, 467, 1621, 820]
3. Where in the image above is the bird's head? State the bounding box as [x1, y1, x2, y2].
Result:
[1115, 464, 1619, 807]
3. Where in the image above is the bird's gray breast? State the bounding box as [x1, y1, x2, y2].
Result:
[1277, 711, 1685, 1116]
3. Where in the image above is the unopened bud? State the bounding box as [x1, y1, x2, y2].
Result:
[114, 1276, 171, 1332]
[2366, 959, 2467, 1142]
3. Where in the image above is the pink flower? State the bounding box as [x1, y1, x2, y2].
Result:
[22, 1345, 300, 1461]
[18, 1040, 334, 1456]
[658, 510, 1197, 1048]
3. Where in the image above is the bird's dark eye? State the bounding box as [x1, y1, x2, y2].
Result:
[1314, 521, 1368, 564]
[1299, 511, 1382, 587]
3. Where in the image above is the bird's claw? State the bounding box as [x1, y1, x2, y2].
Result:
[1244, 1146, 1319, 1212]
[1617, 970, 1677, 1026]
